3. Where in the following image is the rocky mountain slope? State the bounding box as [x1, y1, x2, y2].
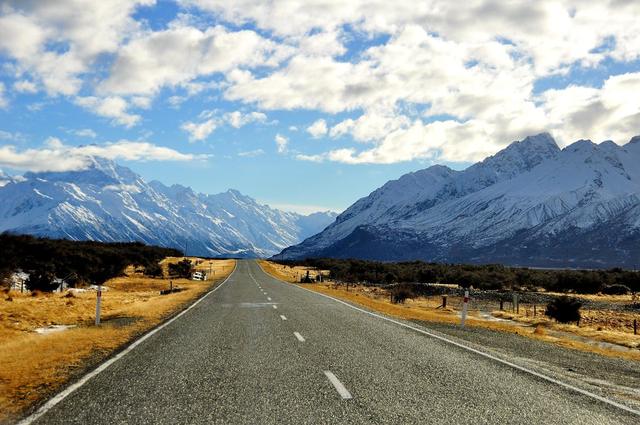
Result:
[0, 158, 336, 257]
[278, 133, 640, 268]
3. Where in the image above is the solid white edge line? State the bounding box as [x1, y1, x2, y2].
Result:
[256, 261, 640, 417]
[324, 371, 352, 400]
[18, 261, 239, 425]
[280, 315, 287, 321]
[294, 332, 305, 342]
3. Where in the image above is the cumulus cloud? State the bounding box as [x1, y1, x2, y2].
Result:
[225, 110, 267, 128]
[275, 134, 288, 154]
[306, 119, 328, 138]
[0, 0, 153, 96]
[100, 24, 292, 96]
[181, 119, 217, 142]
[13, 80, 37, 93]
[0, 138, 206, 173]
[542, 72, 640, 145]
[187, 1, 640, 73]
[75, 96, 141, 128]
[3, 1, 640, 165]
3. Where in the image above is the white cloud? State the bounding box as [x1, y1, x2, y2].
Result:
[187, 1, 640, 73]
[0, 0, 153, 96]
[168, 95, 186, 107]
[13, 80, 37, 93]
[0, 130, 26, 142]
[306, 119, 328, 138]
[0, 83, 7, 109]
[68, 128, 97, 139]
[0, 138, 206, 173]
[238, 148, 265, 157]
[100, 24, 292, 96]
[75, 96, 141, 128]
[181, 119, 217, 142]
[225, 110, 267, 128]
[275, 134, 288, 154]
[3, 1, 640, 166]
[131, 96, 152, 109]
[542, 72, 640, 145]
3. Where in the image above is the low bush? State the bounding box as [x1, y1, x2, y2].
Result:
[390, 284, 416, 304]
[601, 284, 631, 295]
[168, 259, 193, 279]
[545, 296, 582, 324]
[144, 262, 164, 278]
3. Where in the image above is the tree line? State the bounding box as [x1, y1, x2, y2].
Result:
[0, 233, 182, 291]
[277, 258, 640, 294]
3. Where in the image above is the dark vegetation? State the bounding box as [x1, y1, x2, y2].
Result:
[545, 296, 582, 323]
[168, 259, 194, 279]
[276, 258, 640, 294]
[0, 233, 182, 292]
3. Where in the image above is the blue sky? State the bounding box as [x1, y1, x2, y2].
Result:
[1, 1, 639, 213]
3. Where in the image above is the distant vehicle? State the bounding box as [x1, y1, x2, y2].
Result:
[191, 271, 205, 281]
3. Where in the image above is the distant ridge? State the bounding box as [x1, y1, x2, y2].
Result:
[278, 133, 640, 268]
[0, 158, 336, 258]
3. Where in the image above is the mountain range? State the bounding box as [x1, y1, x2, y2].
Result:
[278, 133, 640, 268]
[0, 158, 336, 258]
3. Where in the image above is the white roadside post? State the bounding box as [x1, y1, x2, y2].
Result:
[95, 285, 102, 326]
[461, 290, 469, 327]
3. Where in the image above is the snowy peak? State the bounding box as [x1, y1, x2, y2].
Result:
[279, 133, 640, 268]
[0, 161, 336, 258]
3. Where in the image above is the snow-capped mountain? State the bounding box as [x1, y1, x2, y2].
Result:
[0, 170, 15, 187]
[279, 133, 640, 268]
[0, 158, 336, 257]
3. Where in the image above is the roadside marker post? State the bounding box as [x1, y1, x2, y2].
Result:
[461, 290, 469, 327]
[95, 285, 102, 326]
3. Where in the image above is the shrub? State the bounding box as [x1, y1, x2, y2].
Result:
[545, 296, 582, 323]
[601, 284, 631, 295]
[144, 262, 164, 278]
[390, 284, 416, 304]
[26, 266, 58, 292]
[168, 259, 193, 279]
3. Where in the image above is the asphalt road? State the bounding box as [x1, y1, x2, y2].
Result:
[23, 260, 639, 424]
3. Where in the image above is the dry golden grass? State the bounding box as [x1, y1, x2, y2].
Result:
[492, 309, 640, 350]
[258, 260, 640, 362]
[0, 258, 235, 423]
[258, 260, 328, 283]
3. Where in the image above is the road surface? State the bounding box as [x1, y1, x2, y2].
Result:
[22, 260, 639, 424]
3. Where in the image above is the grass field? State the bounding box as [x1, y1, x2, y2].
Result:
[259, 260, 640, 362]
[0, 258, 235, 423]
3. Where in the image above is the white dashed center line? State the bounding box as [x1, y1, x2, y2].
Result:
[280, 315, 287, 321]
[324, 371, 352, 400]
[272, 305, 277, 309]
[267, 297, 272, 301]
[294, 332, 305, 342]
